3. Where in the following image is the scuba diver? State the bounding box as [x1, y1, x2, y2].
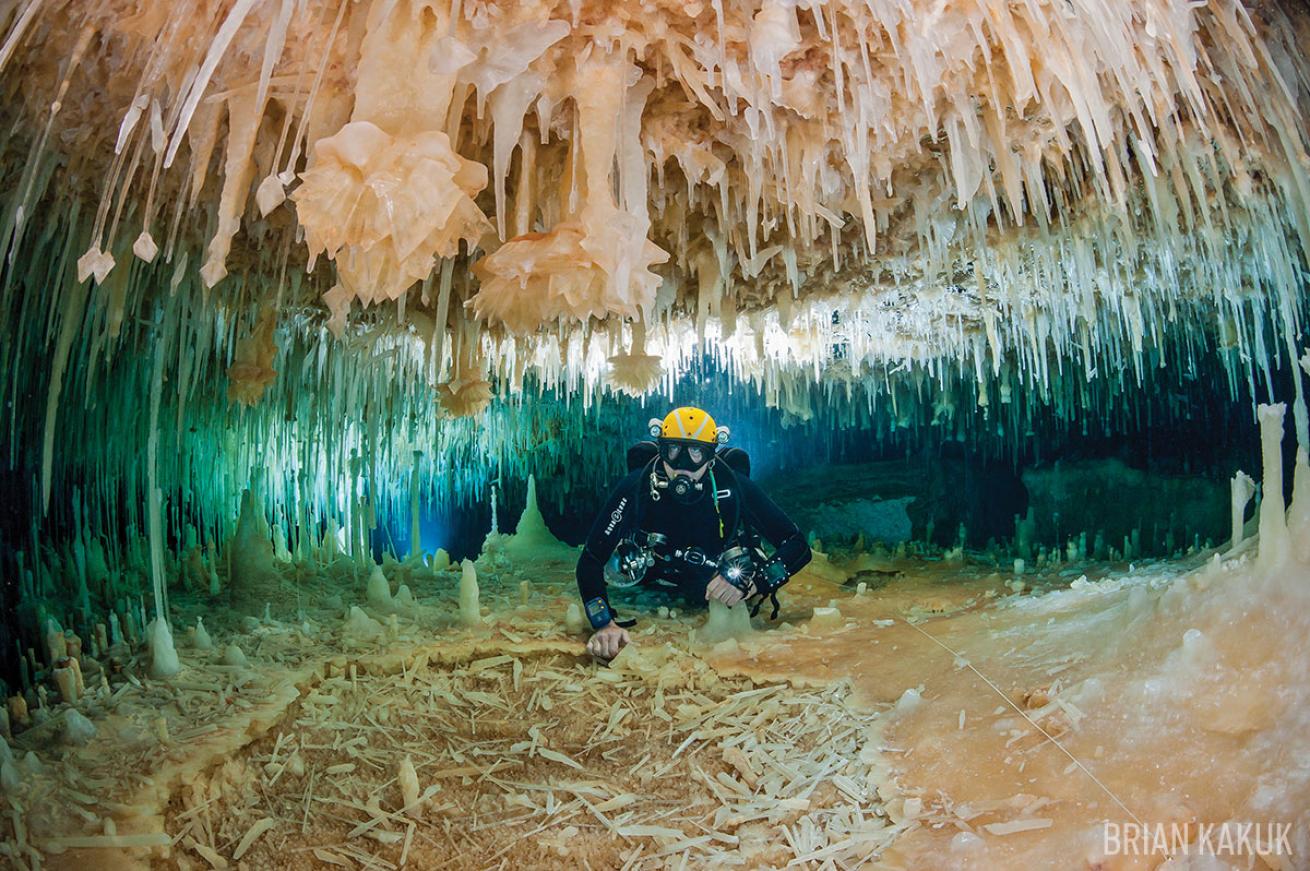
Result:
[577, 406, 812, 660]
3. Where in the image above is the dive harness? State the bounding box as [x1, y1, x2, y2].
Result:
[604, 529, 790, 620]
[592, 454, 791, 628]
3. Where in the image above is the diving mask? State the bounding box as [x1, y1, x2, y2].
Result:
[658, 439, 714, 472]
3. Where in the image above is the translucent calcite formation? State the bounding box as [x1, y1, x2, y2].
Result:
[225, 310, 279, 405]
[294, 122, 490, 334]
[0, 0, 1304, 372]
[1, 8, 1309, 794]
[470, 50, 667, 332]
[1, 1, 1305, 536]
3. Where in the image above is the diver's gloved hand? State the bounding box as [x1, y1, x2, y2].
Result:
[706, 574, 750, 607]
[586, 622, 631, 661]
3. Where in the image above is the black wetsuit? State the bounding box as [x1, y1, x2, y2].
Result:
[576, 458, 812, 620]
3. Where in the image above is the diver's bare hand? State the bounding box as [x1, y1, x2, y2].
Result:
[586, 622, 630, 660]
[706, 575, 746, 607]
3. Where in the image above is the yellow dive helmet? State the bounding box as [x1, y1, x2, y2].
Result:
[648, 406, 730, 472]
[653, 406, 719, 443]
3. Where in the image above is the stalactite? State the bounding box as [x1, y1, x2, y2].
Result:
[225, 309, 279, 405]
[0, 3, 1306, 755]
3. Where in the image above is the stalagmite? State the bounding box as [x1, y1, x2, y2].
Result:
[564, 602, 585, 635]
[366, 566, 394, 612]
[230, 488, 276, 597]
[343, 606, 384, 643]
[44, 620, 66, 665]
[52, 667, 77, 705]
[1231, 472, 1257, 551]
[0, 757, 19, 794]
[458, 560, 481, 627]
[272, 525, 292, 562]
[699, 600, 753, 645]
[147, 618, 180, 679]
[503, 475, 571, 558]
[1256, 404, 1290, 568]
[7, 698, 28, 730]
[221, 644, 249, 667]
[62, 710, 96, 745]
[192, 617, 213, 651]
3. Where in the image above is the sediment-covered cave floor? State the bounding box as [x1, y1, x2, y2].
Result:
[8, 533, 1307, 870]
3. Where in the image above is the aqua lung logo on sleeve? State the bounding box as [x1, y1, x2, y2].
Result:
[604, 497, 628, 535]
